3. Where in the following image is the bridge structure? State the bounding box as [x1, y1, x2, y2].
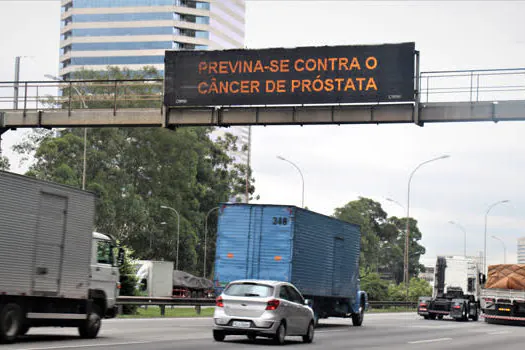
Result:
[1, 68, 525, 137]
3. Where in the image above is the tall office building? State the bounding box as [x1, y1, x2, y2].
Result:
[59, 0, 251, 202]
[59, 0, 245, 77]
[518, 237, 525, 264]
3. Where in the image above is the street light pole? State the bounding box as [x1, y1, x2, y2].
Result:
[204, 206, 220, 278]
[45, 74, 88, 190]
[484, 200, 509, 272]
[491, 235, 507, 264]
[404, 155, 450, 292]
[386, 197, 405, 211]
[448, 221, 467, 257]
[160, 205, 181, 270]
[277, 155, 304, 208]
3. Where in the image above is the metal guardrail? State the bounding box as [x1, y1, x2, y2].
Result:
[117, 296, 216, 306]
[115, 297, 417, 316]
[0, 79, 163, 113]
[368, 301, 418, 309]
[1, 68, 525, 114]
[420, 68, 525, 103]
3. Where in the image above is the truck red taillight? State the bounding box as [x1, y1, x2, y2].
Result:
[216, 296, 224, 307]
[266, 299, 280, 311]
[419, 303, 427, 307]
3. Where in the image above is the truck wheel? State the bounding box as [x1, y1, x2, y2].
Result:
[437, 315, 444, 320]
[352, 300, 364, 326]
[19, 325, 30, 336]
[0, 303, 23, 344]
[78, 305, 101, 339]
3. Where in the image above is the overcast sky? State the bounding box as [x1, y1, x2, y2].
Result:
[1, 0, 525, 267]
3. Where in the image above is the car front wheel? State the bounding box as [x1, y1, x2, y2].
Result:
[213, 330, 225, 342]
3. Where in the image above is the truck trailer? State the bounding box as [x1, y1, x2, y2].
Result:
[417, 255, 481, 321]
[213, 203, 368, 327]
[480, 264, 525, 325]
[0, 171, 124, 343]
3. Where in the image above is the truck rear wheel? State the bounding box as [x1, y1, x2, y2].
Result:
[0, 303, 23, 344]
[78, 305, 101, 339]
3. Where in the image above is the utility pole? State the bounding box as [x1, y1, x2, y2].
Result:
[245, 126, 252, 203]
[14, 56, 20, 110]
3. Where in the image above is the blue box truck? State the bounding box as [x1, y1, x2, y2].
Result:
[213, 203, 368, 326]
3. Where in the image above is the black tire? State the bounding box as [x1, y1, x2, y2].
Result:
[429, 313, 437, 320]
[213, 330, 225, 341]
[0, 303, 23, 344]
[437, 315, 444, 320]
[423, 315, 429, 320]
[303, 321, 314, 343]
[247, 334, 257, 341]
[273, 322, 286, 345]
[78, 305, 101, 339]
[19, 325, 30, 336]
[352, 300, 364, 326]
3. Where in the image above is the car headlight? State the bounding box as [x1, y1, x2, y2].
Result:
[214, 318, 229, 325]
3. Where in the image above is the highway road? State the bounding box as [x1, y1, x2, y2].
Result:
[3, 312, 525, 350]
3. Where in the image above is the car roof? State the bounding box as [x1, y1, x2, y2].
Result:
[227, 279, 289, 287]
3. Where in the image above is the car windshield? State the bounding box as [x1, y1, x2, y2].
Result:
[224, 283, 274, 297]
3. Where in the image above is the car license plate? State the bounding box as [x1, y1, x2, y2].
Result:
[232, 321, 250, 328]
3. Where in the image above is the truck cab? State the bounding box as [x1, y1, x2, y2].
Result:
[418, 255, 481, 321]
[90, 232, 122, 318]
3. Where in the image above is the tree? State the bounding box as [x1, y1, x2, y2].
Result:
[360, 272, 389, 301]
[0, 155, 9, 171]
[334, 197, 426, 283]
[13, 66, 256, 277]
[117, 246, 139, 314]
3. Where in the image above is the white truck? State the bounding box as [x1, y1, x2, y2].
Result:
[417, 255, 482, 321]
[480, 264, 525, 324]
[0, 170, 124, 343]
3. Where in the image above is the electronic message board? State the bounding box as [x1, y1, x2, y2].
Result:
[164, 42, 415, 107]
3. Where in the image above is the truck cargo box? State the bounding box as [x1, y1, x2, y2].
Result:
[485, 264, 525, 290]
[135, 260, 174, 297]
[213, 203, 361, 299]
[0, 170, 95, 299]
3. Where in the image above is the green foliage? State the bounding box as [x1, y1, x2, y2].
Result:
[14, 66, 256, 279]
[387, 278, 433, 302]
[118, 246, 139, 314]
[334, 197, 426, 284]
[360, 272, 389, 301]
[0, 155, 9, 171]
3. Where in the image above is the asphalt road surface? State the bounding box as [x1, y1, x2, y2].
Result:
[3, 313, 525, 350]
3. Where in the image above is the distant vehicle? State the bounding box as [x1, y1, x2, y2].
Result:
[213, 203, 367, 327]
[0, 171, 123, 344]
[417, 255, 482, 321]
[480, 263, 525, 325]
[213, 280, 314, 345]
[134, 260, 174, 297]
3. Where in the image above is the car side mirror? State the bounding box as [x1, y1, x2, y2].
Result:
[304, 299, 313, 307]
[117, 248, 125, 266]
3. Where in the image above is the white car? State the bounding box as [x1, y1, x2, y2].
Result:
[213, 280, 315, 345]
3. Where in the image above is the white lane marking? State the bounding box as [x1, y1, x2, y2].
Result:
[9, 340, 155, 350]
[488, 330, 511, 335]
[408, 337, 452, 344]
